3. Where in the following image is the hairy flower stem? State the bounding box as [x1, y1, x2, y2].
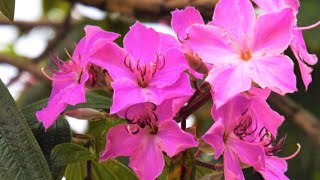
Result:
[195, 160, 223, 171]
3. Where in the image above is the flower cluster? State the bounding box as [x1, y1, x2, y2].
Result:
[36, 0, 318, 179]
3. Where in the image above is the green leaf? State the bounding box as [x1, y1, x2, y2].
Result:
[0, 79, 52, 179]
[88, 118, 125, 155]
[22, 101, 71, 180]
[65, 159, 137, 180]
[25, 92, 111, 115]
[19, 92, 111, 179]
[196, 166, 214, 179]
[198, 171, 223, 180]
[0, 0, 15, 21]
[168, 150, 196, 180]
[64, 162, 86, 180]
[51, 143, 96, 167]
[67, 93, 112, 111]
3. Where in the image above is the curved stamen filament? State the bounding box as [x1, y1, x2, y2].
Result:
[123, 54, 166, 88]
[124, 103, 159, 134]
[41, 68, 75, 82]
[278, 143, 301, 160]
[296, 20, 320, 31]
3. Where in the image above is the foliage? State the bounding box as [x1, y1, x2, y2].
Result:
[0, 0, 15, 21]
[0, 79, 52, 179]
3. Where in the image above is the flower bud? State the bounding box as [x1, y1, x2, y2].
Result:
[184, 52, 208, 74]
[64, 108, 103, 120]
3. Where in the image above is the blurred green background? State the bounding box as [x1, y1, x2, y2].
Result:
[0, 0, 319, 179]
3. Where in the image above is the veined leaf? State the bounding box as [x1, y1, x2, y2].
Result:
[22, 102, 71, 180]
[29, 92, 112, 113]
[0, 0, 15, 21]
[64, 159, 137, 180]
[88, 118, 125, 156]
[66, 93, 112, 111]
[51, 143, 96, 167]
[0, 79, 52, 179]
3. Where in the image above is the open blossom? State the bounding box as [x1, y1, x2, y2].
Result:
[211, 87, 284, 137]
[253, 0, 319, 89]
[36, 26, 119, 129]
[186, 0, 296, 107]
[90, 22, 193, 114]
[100, 101, 198, 180]
[203, 117, 266, 179]
[205, 87, 300, 180]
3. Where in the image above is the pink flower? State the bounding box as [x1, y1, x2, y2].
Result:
[36, 26, 119, 129]
[206, 87, 299, 180]
[90, 22, 193, 114]
[211, 87, 284, 137]
[253, 0, 319, 89]
[100, 102, 198, 180]
[202, 119, 266, 180]
[186, 0, 296, 107]
[255, 127, 301, 180]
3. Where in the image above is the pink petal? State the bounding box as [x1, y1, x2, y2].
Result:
[171, 6, 204, 39]
[154, 99, 177, 121]
[206, 64, 252, 108]
[224, 148, 245, 180]
[84, 25, 119, 43]
[292, 30, 318, 65]
[250, 97, 284, 137]
[259, 157, 289, 180]
[186, 24, 240, 66]
[297, 59, 313, 89]
[291, 30, 317, 89]
[171, 96, 190, 117]
[123, 22, 160, 63]
[147, 73, 193, 105]
[265, 156, 288, 172]
[253, 0, 299, 12]
[50, 71, 79, 99]
[252, 0, 278, 11]
[129, 137, 164, 180]
[229, 137, 265, 170]
[36, 71, 88, 129]
[253, 8, 294, 55]
[202, 120, 225, 159]
[284, 0, 300, 11]
[212, 94, 251, 127]
[110, 78, 148, 114]
[158, 32, 180, 54]
[248, 86, 271, 100]
[89, 40, 135, 81]
[156, 120, 198, 157]
[59, 72, 88, 106]
[36, 100, 67, 129]
[251, 55, 297, 95]
[149, 48, 188, 88]
[100, 124, 142, 160]
[212, 0, 256, 49]
[73, 25, 119, 66]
